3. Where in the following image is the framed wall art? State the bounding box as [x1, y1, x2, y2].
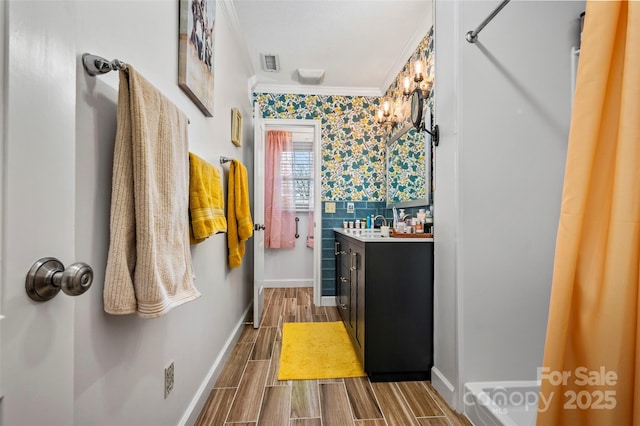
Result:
[231, 108, 243, 147]
[179, 0, 216, 116]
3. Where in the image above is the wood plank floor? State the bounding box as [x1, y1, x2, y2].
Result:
[195, 288, 471, 426]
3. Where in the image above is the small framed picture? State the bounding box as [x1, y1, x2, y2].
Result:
[231, 108, 243, 146]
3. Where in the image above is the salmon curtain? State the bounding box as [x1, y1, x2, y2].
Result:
[537, 1, 640, 424]
[265, 130, 296, 248]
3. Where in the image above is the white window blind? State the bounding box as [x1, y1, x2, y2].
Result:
[281, 140, 313, 212]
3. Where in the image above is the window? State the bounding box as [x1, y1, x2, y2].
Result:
[281, 140, 313, 212]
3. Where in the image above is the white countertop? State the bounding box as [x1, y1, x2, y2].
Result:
[334, 228, 433, 243]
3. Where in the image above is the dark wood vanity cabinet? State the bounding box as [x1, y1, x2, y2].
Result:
[334, 232, 434, 382]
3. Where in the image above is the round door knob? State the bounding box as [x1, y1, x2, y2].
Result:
[60, 262, 93, 296]
[26, 257, 93, 302]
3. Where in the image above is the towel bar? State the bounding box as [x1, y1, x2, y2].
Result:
[83, 53, 191, 124]
[82, 53, 127, 76]
[220, 156, 233, 164]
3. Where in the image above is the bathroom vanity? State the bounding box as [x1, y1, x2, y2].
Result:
[334, 228, 434, 381]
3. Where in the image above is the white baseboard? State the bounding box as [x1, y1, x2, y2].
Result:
[321, 296, 336, 306]
[180, 302, 253, 426]
[431, 367, 457, 411]
[264, 279, 313, 288]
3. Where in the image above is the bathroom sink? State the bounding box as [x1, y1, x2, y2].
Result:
[347, 229, 382, 235]
[334, 227, 433, 243]
[341, 229, 387, 238]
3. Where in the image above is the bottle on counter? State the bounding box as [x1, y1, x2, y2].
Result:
[392, 207, 399, 231]
[426, 206, 433, 234]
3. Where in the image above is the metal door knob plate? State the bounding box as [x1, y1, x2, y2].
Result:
[26, 257, 93, 302]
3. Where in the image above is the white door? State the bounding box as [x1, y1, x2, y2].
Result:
[1, 1, 76, 424]
[253, 102, 266, 328]
[254, 118, 322, 309]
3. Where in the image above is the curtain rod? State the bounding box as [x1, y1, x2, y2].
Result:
[465, 0, 511, 44]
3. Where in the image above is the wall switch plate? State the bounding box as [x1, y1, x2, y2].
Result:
[164, 361, 174, 399]
[347, 202, 355, 213]
[324, 202, 336, 214]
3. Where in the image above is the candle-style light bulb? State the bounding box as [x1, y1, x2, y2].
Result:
[377, 109, 384, 122]
[403, 76, 412, 95]
[382, 100, 391, 115]
[414, 60, 424, 82]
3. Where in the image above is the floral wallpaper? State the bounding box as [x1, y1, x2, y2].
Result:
[254, 27, 434, 203]
[384, 27, 434, 203]
[387, 128, 426, 203]
[255, 93, 386, 201]
[384, 28, 434, 132]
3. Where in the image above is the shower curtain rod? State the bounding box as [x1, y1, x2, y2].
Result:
[465, 0, 511, 43]
[82, 53, 128, 76]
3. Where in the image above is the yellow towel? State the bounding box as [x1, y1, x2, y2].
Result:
[227, 160, 253, 268]
[103, 66, 200, 318]
[189, 152, 227, 244]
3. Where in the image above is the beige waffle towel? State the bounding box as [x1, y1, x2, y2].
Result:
[104, 66, 200, 318]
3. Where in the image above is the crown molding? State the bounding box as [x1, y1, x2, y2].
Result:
[379, 15, 433, 95]
[247, 75, 258, 103]
[218, 0, 255, 77]
[253, 82, 383, 98]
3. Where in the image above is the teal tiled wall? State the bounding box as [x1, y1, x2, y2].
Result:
[320, 201, 389, 295]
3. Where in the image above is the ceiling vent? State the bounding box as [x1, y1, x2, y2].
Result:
[261, 54, 280, 72]
[297, 68, 325, 85]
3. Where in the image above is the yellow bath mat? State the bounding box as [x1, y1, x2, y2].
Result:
[278, 321, 366, 380]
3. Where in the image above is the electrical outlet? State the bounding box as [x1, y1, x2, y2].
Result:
[164, 361, 174, 399]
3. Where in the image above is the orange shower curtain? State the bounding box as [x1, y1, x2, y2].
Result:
[537, 1, 640, 424]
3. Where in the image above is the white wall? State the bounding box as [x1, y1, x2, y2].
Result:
[3, 0, 253, 425]
[0, 1, 3, 416]
[431, 0, 461, 406]
[434, 0, 585, 410]
[264, 214, 314, 287]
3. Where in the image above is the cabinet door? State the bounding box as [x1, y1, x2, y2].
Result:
[334, 239, 342, 305]
[354, 246, 365, 350]
[336, 237, 350, 324]
[349, 249, 358, 332]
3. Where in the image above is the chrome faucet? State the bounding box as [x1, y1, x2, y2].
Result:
[372, 215, 388, 227]
[401, 213, 414, 221]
